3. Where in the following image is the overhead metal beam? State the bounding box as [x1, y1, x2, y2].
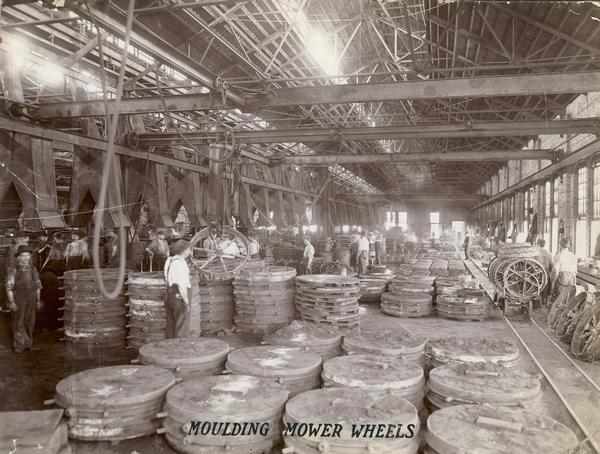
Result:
[133, 119, 600, 145]
[33, 71, 600, 118]
[339, 193, 487, 202]
[0, 117, 313, 196]
[279, 149, 555, 166]
[135, 0, 254, 14]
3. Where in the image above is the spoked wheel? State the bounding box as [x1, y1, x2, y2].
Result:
[556, 292, 588, 343]
[548, 285, 576, 329]
[502, 259, 547, 301]
[493, 259, 512, 291]
[571, 301, 600, 361]
[189, 226, 249, 278]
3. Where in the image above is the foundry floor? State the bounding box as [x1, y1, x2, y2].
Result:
[1, 302, 599, 453]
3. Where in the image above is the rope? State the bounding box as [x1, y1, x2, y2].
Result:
[89, 0, 135, 300]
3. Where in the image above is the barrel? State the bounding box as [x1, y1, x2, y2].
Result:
[264, 320, 342, 360]
[162, 375, 288, 453]
[62, 268, 129, 354]
[126, 272, 167, 350]
[233, 266, 296, 335]
[283, 388, 419, 454]
[55, 365, 175, 441]
[426, 405, 577, 454]
[427, 337, 520, 369]
[226, 346, 322, 397]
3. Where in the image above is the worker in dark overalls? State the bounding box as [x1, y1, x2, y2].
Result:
[6, 245, 42, 353]
[163, 239, 191, 338]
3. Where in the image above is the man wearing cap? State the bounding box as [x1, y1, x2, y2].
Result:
[300, 235, 315, 274]
[553, 237, 578, 297]
[6, 231, 30, 272]
[163, 239, 192, 338]
[103, 229, 119, 268]
[146, 229, 170, 271]
[6, 245, 42, 353]
[35, 231, 51, 272]
[356, 231, 370, 275]
[537, 239, 554, 306]
[65, 230, 89, 270]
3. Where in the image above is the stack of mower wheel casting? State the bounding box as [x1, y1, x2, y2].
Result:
[427, 337, 520, 369]
[62, 269, 128, 352]
[548, 284, 600, 362]
[188, 266, 202, 337]
[126, 272, 167, 350]
[425, 404, 578, 454]
[0, 410, 69, 454]
[435, 284, 491, 321]
[198, 277, 234, 334]
[322, 354, 425, 411]
[358, 267, 395, 303]
[283, 387, 420, 454]
[295, 274, 361, 333]
[343, 329, 427, 366]
[233, 266, 296, 335]
[138, 337, 230, 380]
[264, 320, 343, 360]
[426, 362, 541, 411]
[381, 275, 435, 318]
[162, 375, 289, 453]
[226, 346, 322, 396]
[54, 365, 175, 441]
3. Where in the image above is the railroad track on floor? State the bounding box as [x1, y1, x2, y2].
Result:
[464, 257, 600, 454]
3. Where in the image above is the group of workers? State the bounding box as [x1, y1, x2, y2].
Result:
[4, 226, 264, 352]
[350, 229, 385, 275]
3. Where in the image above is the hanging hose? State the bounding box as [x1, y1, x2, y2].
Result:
[90, 0, 135, 299]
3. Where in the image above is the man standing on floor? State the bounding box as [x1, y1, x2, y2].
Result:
[357, 231, 370, 275]
[301, 235, 315, 274]
[374, 229, 385, 265]
[163, 239, 191, 338]
[537, 239, 554, 306]
[6, 245, 42, 353]
[552, 237, 578, 297]
[6, 231, 30, 272]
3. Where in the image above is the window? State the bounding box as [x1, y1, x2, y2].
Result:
[397, 211, 408, 231]
[430, 212, 441, 238]
[578, 167, 588, 217]
[385, 211, 395, 230]
[594, 164, 600, 218]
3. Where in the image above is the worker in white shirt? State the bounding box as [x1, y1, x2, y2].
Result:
[350, 231, 361, 269]
[374, 229, 384, 265]
[537, 239, 554, 306]
[552, 237, 578, 297]
[247, 233, 260, 259]
[357, 231, 371, 275]
[163, 239, 192, 338]
[301, 235, 315, 274]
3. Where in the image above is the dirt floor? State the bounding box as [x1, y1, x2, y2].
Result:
[1, 302, 598, 453]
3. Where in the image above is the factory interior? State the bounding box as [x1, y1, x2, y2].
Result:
[1, 0, 600, 452]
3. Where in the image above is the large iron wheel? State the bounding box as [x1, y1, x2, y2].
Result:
[189, 226, 249, 278]
[502, 259, 547, 300]
[571, 300, 600, 361]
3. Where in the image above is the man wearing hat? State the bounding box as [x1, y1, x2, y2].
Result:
[6, 245, 42, 353]
[6, 231, 30, 273]
[553, 237, 578, 297]
[163, 239, 192, 338]
[146, 229, 170, 271]
[65, 229, 89, 270]
[300, 235, 315, 274]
